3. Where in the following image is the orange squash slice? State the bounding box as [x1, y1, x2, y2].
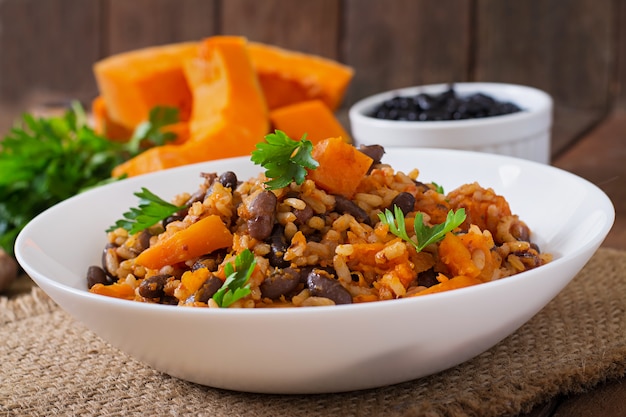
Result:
[183, 36, 269, 153]
[93, 42, 198, 130]
[247, 42, 354, 111]
[91, 96, 133, 142]
[112, 36, 268, 178]
[269, 99, 351, 144]
[134, 214, 233, 270]
[307, 137, 372, 198]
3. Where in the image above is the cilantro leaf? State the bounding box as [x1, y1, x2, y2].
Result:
[251, 130, 319, 190]
[107, 188, 184, 234]
[212, 249, 256, 308]
[378, 205, 466, 252]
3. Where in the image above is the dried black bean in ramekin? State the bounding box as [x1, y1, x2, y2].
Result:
[368, 86, 522, 121]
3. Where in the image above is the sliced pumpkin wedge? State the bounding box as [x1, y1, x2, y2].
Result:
[93, 42, 198, 130]
[112, 36, 268, 178]
[269, 99, 351, 144]
[247, 42, 354, 111]
[91, 95, 134, 142]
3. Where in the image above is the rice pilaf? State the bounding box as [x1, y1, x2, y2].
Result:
[89, 144, 551, 307]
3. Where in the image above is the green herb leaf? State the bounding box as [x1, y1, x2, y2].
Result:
[212, 249, 256, 308]
[378, 205, 414, 245]
[413, 208, 466, 251]
[125, 106, 180, 154]
[378, 205, 466, 252]
[0, 102, 181, 256]
[0, 102, 129, 255]
[251, 130, 319, 190]
[431, 182, 445, 194]
[107, 188, 184, 234]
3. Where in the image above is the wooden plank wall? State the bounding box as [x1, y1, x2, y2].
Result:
[0, 0, 620, 156]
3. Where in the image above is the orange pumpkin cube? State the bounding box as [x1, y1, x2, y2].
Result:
[307, 137, 373, 198]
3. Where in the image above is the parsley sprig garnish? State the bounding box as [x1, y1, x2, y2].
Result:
[126, 106, 180, 154]
[107, 188, 184, 234]
[431, 182, 445, 194]
[378, 205, 466, 252]
[212, 249, 256, 308]
[250, 130, 319, 190]
[0, 102, 179, 255]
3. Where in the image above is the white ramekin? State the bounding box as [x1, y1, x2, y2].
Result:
[349, 82, 553, 164]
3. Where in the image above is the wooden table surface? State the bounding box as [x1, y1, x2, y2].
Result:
[517, 110, 626, 417]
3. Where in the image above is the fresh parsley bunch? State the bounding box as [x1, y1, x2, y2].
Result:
[0, 102, 179, 255]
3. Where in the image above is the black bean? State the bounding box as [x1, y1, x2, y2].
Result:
[358, 144, 386, 165]
[334, 195, 371, 225]
[195, 276, 224, 303]
[218, 171, 238, 190]
[307, 269, 352, 305]
[368, 86, 522, 122]
[283, 192, 313, 225]
[186, 188, 207, 206]
[293, 203, 314, 225]
[191, 250, 227, 272]
[261, 268, 301, 300]
[267, 225, 290, 268]
[160, 295, 179, 305]
[513, 251, 543, 269]
[413, 180, 431, 193]
[247, 191, 277, 240]
[297, 265, 335, 284]
[137, 230, 152, 252]
[306, 232, 323, 243]
[390, 192, 416, 215]
[86, 265, 110, 289]
[138, 274, 171, 299]
[417, 268, 439, 288]
[163, 213, 186, 229]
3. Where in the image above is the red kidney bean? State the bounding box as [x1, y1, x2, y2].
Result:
[138, 274, 171, 299]
[261, 267, 301, 299]
[247, 191, 277, 240]
[306, 269, 352, 305]
[334, 195, 371, 226]
[195, 275, 224, 303]
[510, 221, 531, 242]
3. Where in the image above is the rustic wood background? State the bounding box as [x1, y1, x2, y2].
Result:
[0, 0, 621, 157]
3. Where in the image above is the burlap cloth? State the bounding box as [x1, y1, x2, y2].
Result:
[1, 248, 625, 417]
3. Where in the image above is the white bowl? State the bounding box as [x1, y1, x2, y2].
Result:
[349, 83, 553, 164]
[15, 148, 613, 394]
